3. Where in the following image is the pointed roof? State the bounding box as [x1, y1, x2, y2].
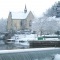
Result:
[11, 11, 29, 19]
[10, 5, 34, 19]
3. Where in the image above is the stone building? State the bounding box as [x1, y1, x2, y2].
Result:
[7, 5, 34, 32]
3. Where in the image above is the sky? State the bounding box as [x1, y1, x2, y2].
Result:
[0, 0, 60, 18]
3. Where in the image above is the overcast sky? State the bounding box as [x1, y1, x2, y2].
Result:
[0, 0, 59, 18]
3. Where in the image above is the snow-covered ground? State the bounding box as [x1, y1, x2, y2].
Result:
[54, 54, 60, 60]
[11, 34, 38, 41]
[44, 38, 59, 41]
[7, 34, 38, 48]
[38, 34, 60, 41]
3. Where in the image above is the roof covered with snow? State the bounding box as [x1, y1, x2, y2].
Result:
[11, 11, 30, 19]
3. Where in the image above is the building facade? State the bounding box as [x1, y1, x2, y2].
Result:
[7, 5, 34, 32]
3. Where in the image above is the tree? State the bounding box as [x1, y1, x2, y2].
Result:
[0, 18, 7, 33]
[43, 1, 59, 17]
[31, 17, 58, 35]
[55, 31, 60, 35]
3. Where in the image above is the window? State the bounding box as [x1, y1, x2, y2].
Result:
[29, 20, 32, 26]
[21, 20, 23, 26]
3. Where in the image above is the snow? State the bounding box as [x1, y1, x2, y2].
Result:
[8, 34, 37, 48]
[0, 47, 59, 54]
[42, 34, 59, 36]
[12, 12, 29, 19]
[54, 54, 60, 60]
[45, 38, 59, 41]
[32, 16, 60, 35]
[11, 34, 38, 41]
[19, 41, 29, 46]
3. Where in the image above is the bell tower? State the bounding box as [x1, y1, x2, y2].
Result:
[24, 5, 27, 13]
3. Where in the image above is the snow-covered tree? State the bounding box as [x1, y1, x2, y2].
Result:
[43, 1, 60, 17]
[43, 17, 58, 34]
[31, 16, 58, 35]
[0, 18, 7, 33]
[31, 18, 39, 34]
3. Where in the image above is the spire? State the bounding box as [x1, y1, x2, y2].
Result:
[9, 12, 12, 18]
[24, 5, 27, 13]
